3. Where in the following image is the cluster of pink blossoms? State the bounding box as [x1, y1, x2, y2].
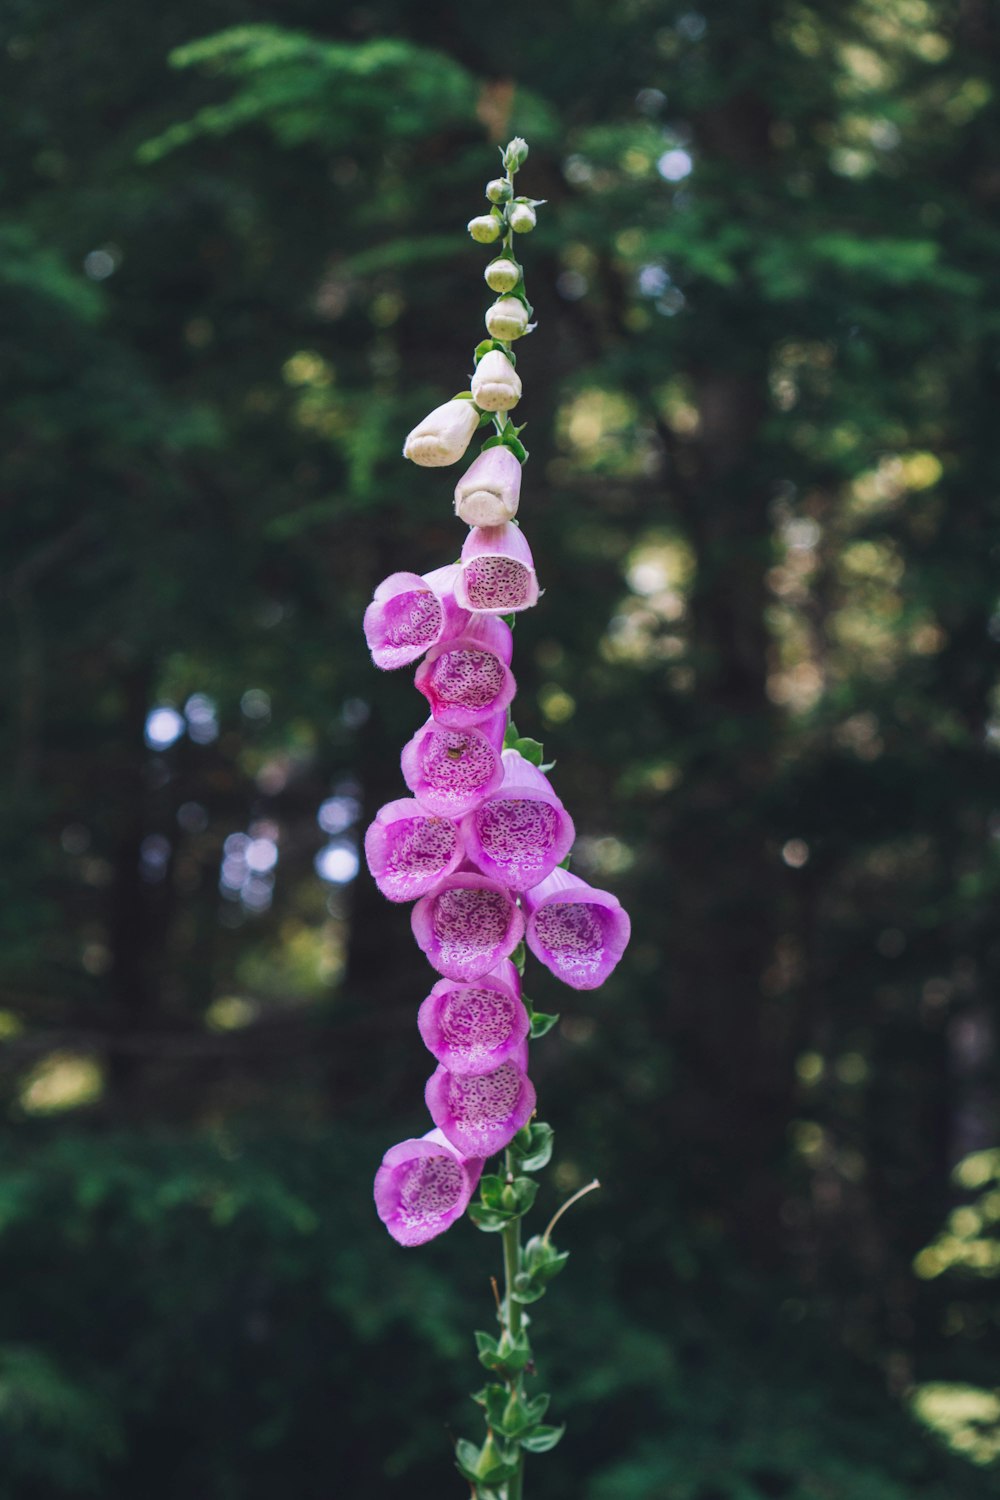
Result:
[364, 223, 630, 1251]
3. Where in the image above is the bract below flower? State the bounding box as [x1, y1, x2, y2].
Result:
[411, 869, 525, 982]
[425, 1050, 535, 1157]
[454, 445, 522, 528]
[417, 960, 526, 1076]
[364, 798, 464, 903]
[524, 868, 631, 990]
[364, 565, 469, 670]
[462, 750, 575, 891]
[374, 1128, 484, 1247]
[455, 524, 539, 615]
[403, 398, 481, 467]
[414, 615, 515, 730]
[401, 712, 506, 817]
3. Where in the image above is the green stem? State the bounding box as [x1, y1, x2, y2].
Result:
[501, 1147, 526, 1500]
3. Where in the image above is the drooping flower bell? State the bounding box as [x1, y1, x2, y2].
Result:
[453, 445, 522, 528]
[403, 397, 482, 467]
[364, 797, 464, 903]
[417, 959, 527, 1076]
[374, 1127, 485, 1247]
[524, 868, 631, 990]
[364, 565, 469, 670]
[401, 710, 506, 817]
[462, 750, 575, 891]
[470, 351, 522, 414]
[425, 1047, 536, 1157]
[411, 869, 525, 982]
[455, 524, 539, 615]
[414, 615, 516, 730]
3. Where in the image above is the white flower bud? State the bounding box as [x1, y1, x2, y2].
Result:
[470, 350, 522, 413]
[468, 215, 501, 245]
[485, 297, 530, 342]
[509, 203, 536, 234]
[403, 398, 481, 467]
[503, 138, 529, 172]
[485, 258, 521, 294]
[486, 178, 513, 204]
[454, 446, 522, 527]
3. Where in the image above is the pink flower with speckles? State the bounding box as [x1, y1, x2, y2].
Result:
[523, 868, 630, 990]
[374, 1128, 484, 1247]
[401, 712, 506, 817]
[417, 960, 527, 1076]
[364, 565, 469, 670]
[414, 614, 516, 730]
[411, 869, 524, 982]
[462, 749, 575, 891]
[425, 1046, 535, 1157]
[455, 524, 539, 615]
[363, 798, 464, 903]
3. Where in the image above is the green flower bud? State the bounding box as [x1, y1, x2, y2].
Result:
[468, 214, 501, 245]
[485, 258, 521, 294]
[486, 296, 530, 341]
[509, 203, 537, 234]
[503, 137, 529, 172]
[486, 178, 513, 204]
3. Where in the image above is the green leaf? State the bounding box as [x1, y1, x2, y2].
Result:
[468, 1202, 514, 1233]
[509, 940, 526, 975]
[558, 854, 572, 870]
[519, 1423, 565, 1454]
[529, 1011, 560, 1041]
[513, 737, 544, 766]
[503, 720, 520, 748]
[511, 1121, 554, 1171]
[454, 1438, 483, 1484]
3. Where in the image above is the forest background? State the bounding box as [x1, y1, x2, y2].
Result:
[4, 1, 1000, 1495]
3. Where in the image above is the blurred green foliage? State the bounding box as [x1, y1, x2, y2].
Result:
[3, 0, 1000, 1494]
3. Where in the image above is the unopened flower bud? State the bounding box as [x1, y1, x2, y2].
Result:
[403, 398, 481, 467]
[470, 350, 522, 413]
[485, 297, 530, 342]
[454, 445, 522, 527]
[485, 258, 521, 294]
[509, 203, 536, 234]
[485, 178, 512, 204]
[503, 137, 529, 172]
[468, 214, 501, 245]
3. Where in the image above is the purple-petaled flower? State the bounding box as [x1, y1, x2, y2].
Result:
[373, 1127, 484, 1247]
[401, 711, 506, 817]
[417, 960, 527, 1076]
[363, 565, 470, 670]
[414, 615, 516, 730]
[455, 524, 539, 615]
[524, 868, 631, 990]
[411, 869, 525, 981]
[425, 1049, 536, 1157]
[363, 797, 464, 903]
[462, 749, 575, 891]
[454, 444, 522, 528]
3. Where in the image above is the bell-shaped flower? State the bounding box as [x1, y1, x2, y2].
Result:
[524, 868, 631, 990]
[470, 351, 522, 414]
[485, 258, 521, 294]
[403, 397, 481, 467]
[364, 798, 464, 903]
[414, 615, 515, 730]
[453, 445, 522, 528]
[401, 711, 506, 817]
[485, 297, 529, 342]
[411, 868, 525, 982]
[374, 1127, 484, 1247]
[462, 750, 575, 891]
[455, 524, 539, 615]
[417, 960, 527, 1076]
[425, 1047, 536, 1158]
[363, 564, 469, 670]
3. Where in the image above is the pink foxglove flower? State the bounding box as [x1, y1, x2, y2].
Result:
[455, 524, 539, 615]
[374, 1128, 485, 1247]
[403, 397, 481, 467]
[470, 350, 522, 414]
[453, 444, 522, 527]
[401, 711, 506, 817]
[414, 615, 516, 730]
[462, 749, 575, 892]
[363, 798, 464, 903]
[364, 565, 469, 670]
[524, 868, 631, 990]
[411, 869, 525, 982]
[425, 1048, 536, 1157]
[417, 960, 527, 1076]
